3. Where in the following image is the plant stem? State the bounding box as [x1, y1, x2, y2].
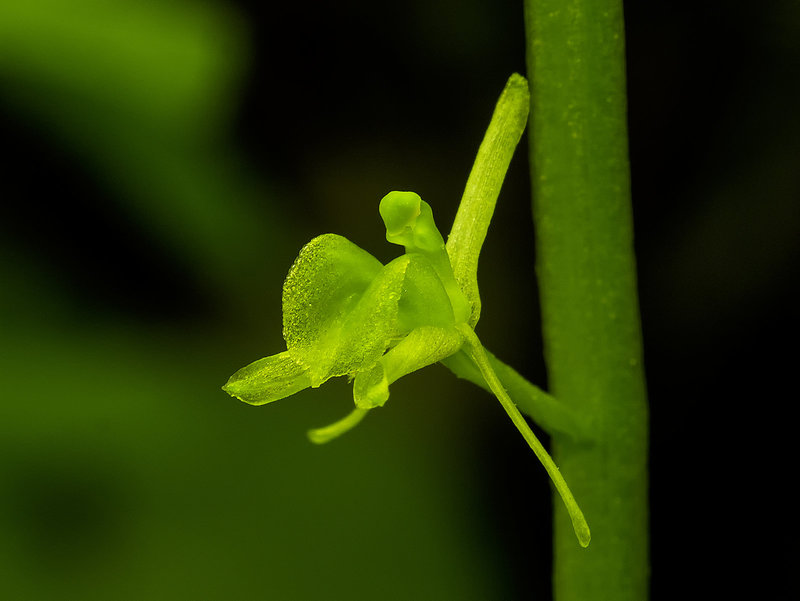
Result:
[523, 1, 649, 600]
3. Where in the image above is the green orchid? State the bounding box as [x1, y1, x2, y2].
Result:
[222, 74, 590, 547]
[224, 191, 469, 424]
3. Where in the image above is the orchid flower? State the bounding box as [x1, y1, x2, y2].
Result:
[222, 75, 590, 547]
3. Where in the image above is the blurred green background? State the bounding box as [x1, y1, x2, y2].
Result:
[1, 1, 796, 599]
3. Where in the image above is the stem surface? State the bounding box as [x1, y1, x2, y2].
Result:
[523, 1, 649, 599]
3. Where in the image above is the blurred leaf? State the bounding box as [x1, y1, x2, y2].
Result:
[0, 0, 288, 306]
[0, 0, 243, 134]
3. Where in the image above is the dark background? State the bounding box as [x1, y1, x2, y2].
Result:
[1, 1, 796, 599]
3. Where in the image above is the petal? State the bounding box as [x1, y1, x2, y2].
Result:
[282, 233, 383, 384]
[222, 351, 311, 405]
[353, 325, 465, 409]
[330, 255, 410, 377]
[396, 254, 459, 331]
[307, 408, 370, 444]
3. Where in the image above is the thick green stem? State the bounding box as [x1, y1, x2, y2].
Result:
[524, 1, 649, 600]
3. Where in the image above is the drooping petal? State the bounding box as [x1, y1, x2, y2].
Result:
[456, 323, 591, 548]
[307, 408, 369, 444]
[353, 325, 465, 409]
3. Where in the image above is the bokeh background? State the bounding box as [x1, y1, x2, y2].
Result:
[1, 1, 796, 599]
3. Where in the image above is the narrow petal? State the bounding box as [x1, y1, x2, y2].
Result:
[456, 323, 591, 547]
[307, 408, 369, 444]
[445, 74, 530, 327]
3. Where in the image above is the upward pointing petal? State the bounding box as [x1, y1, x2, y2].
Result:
[446, 74, 530, 327]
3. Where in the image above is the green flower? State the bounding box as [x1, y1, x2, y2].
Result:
[223, 191, 469, 436]
[223, 190, 590, 548]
